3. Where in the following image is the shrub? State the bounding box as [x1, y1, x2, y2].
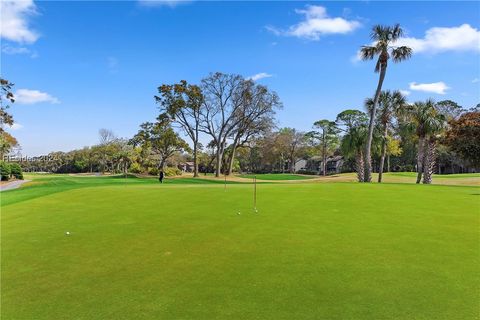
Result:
[0, 161, 11, 181]
[9, 163, 23, 180]
[164, 167, 182, 177]
[129, 162, 142, 174]
[148, 167, 159, 176]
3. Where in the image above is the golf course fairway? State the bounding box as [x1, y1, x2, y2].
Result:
[1, 175, 479, 319]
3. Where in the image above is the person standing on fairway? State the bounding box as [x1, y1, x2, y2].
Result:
[159, 170, 164, 183]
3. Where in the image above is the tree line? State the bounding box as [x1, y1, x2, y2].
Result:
[1, 24, 479, 183]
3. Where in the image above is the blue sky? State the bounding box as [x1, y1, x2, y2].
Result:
[1, 1, 479, 155]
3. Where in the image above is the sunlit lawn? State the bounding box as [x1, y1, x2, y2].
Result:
[1, 175, 479, 319]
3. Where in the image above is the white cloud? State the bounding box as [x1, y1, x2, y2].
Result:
[350, 50, 364, 63]
[267, 5, 361, 40]
[138, 0, 191, 7]
[14, 89, 60, 105]
[396, 24, 480, 53]
[352, 24, 480, 63]
[400, 90, 411, 96]
[472, 78, 479, 83]
[247, 73, 273, 81]
[0, 0, 39, 44]
[2, 45, 29, 54]
[1, 44, 38, 58]
[7, 123, 23, 130]
[409, 82, 450, 95]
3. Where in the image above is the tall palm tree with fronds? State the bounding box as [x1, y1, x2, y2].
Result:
[360, 24, 412, 182]
[407, 99, 447, 184]
[366, 90, 407, 182]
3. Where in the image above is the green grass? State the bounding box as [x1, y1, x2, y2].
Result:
[388, 172, 480, 179]
[1, 174, 239, 207]
[238, 173, 315, 180]
[1, 175, 479, 319]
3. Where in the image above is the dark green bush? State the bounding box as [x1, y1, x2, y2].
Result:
[9, 163, 23, 180]
[0, 161, 11, 181]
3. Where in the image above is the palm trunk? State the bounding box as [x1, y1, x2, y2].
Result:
[355, 151, 365, 182]
[422, 137, 436, 184]
[378, 125, 388, 183]
[416, 136, 425, 184]
[364, 64, 387, 182]
[387, 154, 390, 172]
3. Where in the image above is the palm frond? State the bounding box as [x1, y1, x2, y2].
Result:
[391, 23, 404, 40]
[370, 25, 389, 41]
[360, 46, 377, 61]
[392, 46, 413, 62]
[364, 97, 375, 116]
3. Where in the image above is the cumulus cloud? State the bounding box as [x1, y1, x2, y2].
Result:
[352, 24, 480, 63]
[247, 73, 273, 81]
[400, 90, 411, 96]
[472, 78, 479, 83]
[396, 24, 480, 53]
[14, 89, 60, 105]
[409, 82, 450, 95]
[267, 5, 361, 40]
[0, 0, 39, 44]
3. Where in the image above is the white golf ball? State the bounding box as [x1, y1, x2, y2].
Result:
[65, 231, 70, 235]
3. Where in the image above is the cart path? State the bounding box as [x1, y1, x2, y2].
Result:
[0, 180, 31, 192]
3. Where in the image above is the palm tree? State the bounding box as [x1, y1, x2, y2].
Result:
[360, 24, 412, 182]
[366, 90, 407, 182]
[408, 100, 447, 184]
[341, 125, 368, 182]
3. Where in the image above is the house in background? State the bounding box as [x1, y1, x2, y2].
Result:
[178, 162, 194, 173]
[324, 156, 344, 175]
[295, 156, 344, 175]
[294, 159, 307, 172]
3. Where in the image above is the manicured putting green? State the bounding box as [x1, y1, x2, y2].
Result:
[238, 173, 316, 180]
[1, 176, 478, 319]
